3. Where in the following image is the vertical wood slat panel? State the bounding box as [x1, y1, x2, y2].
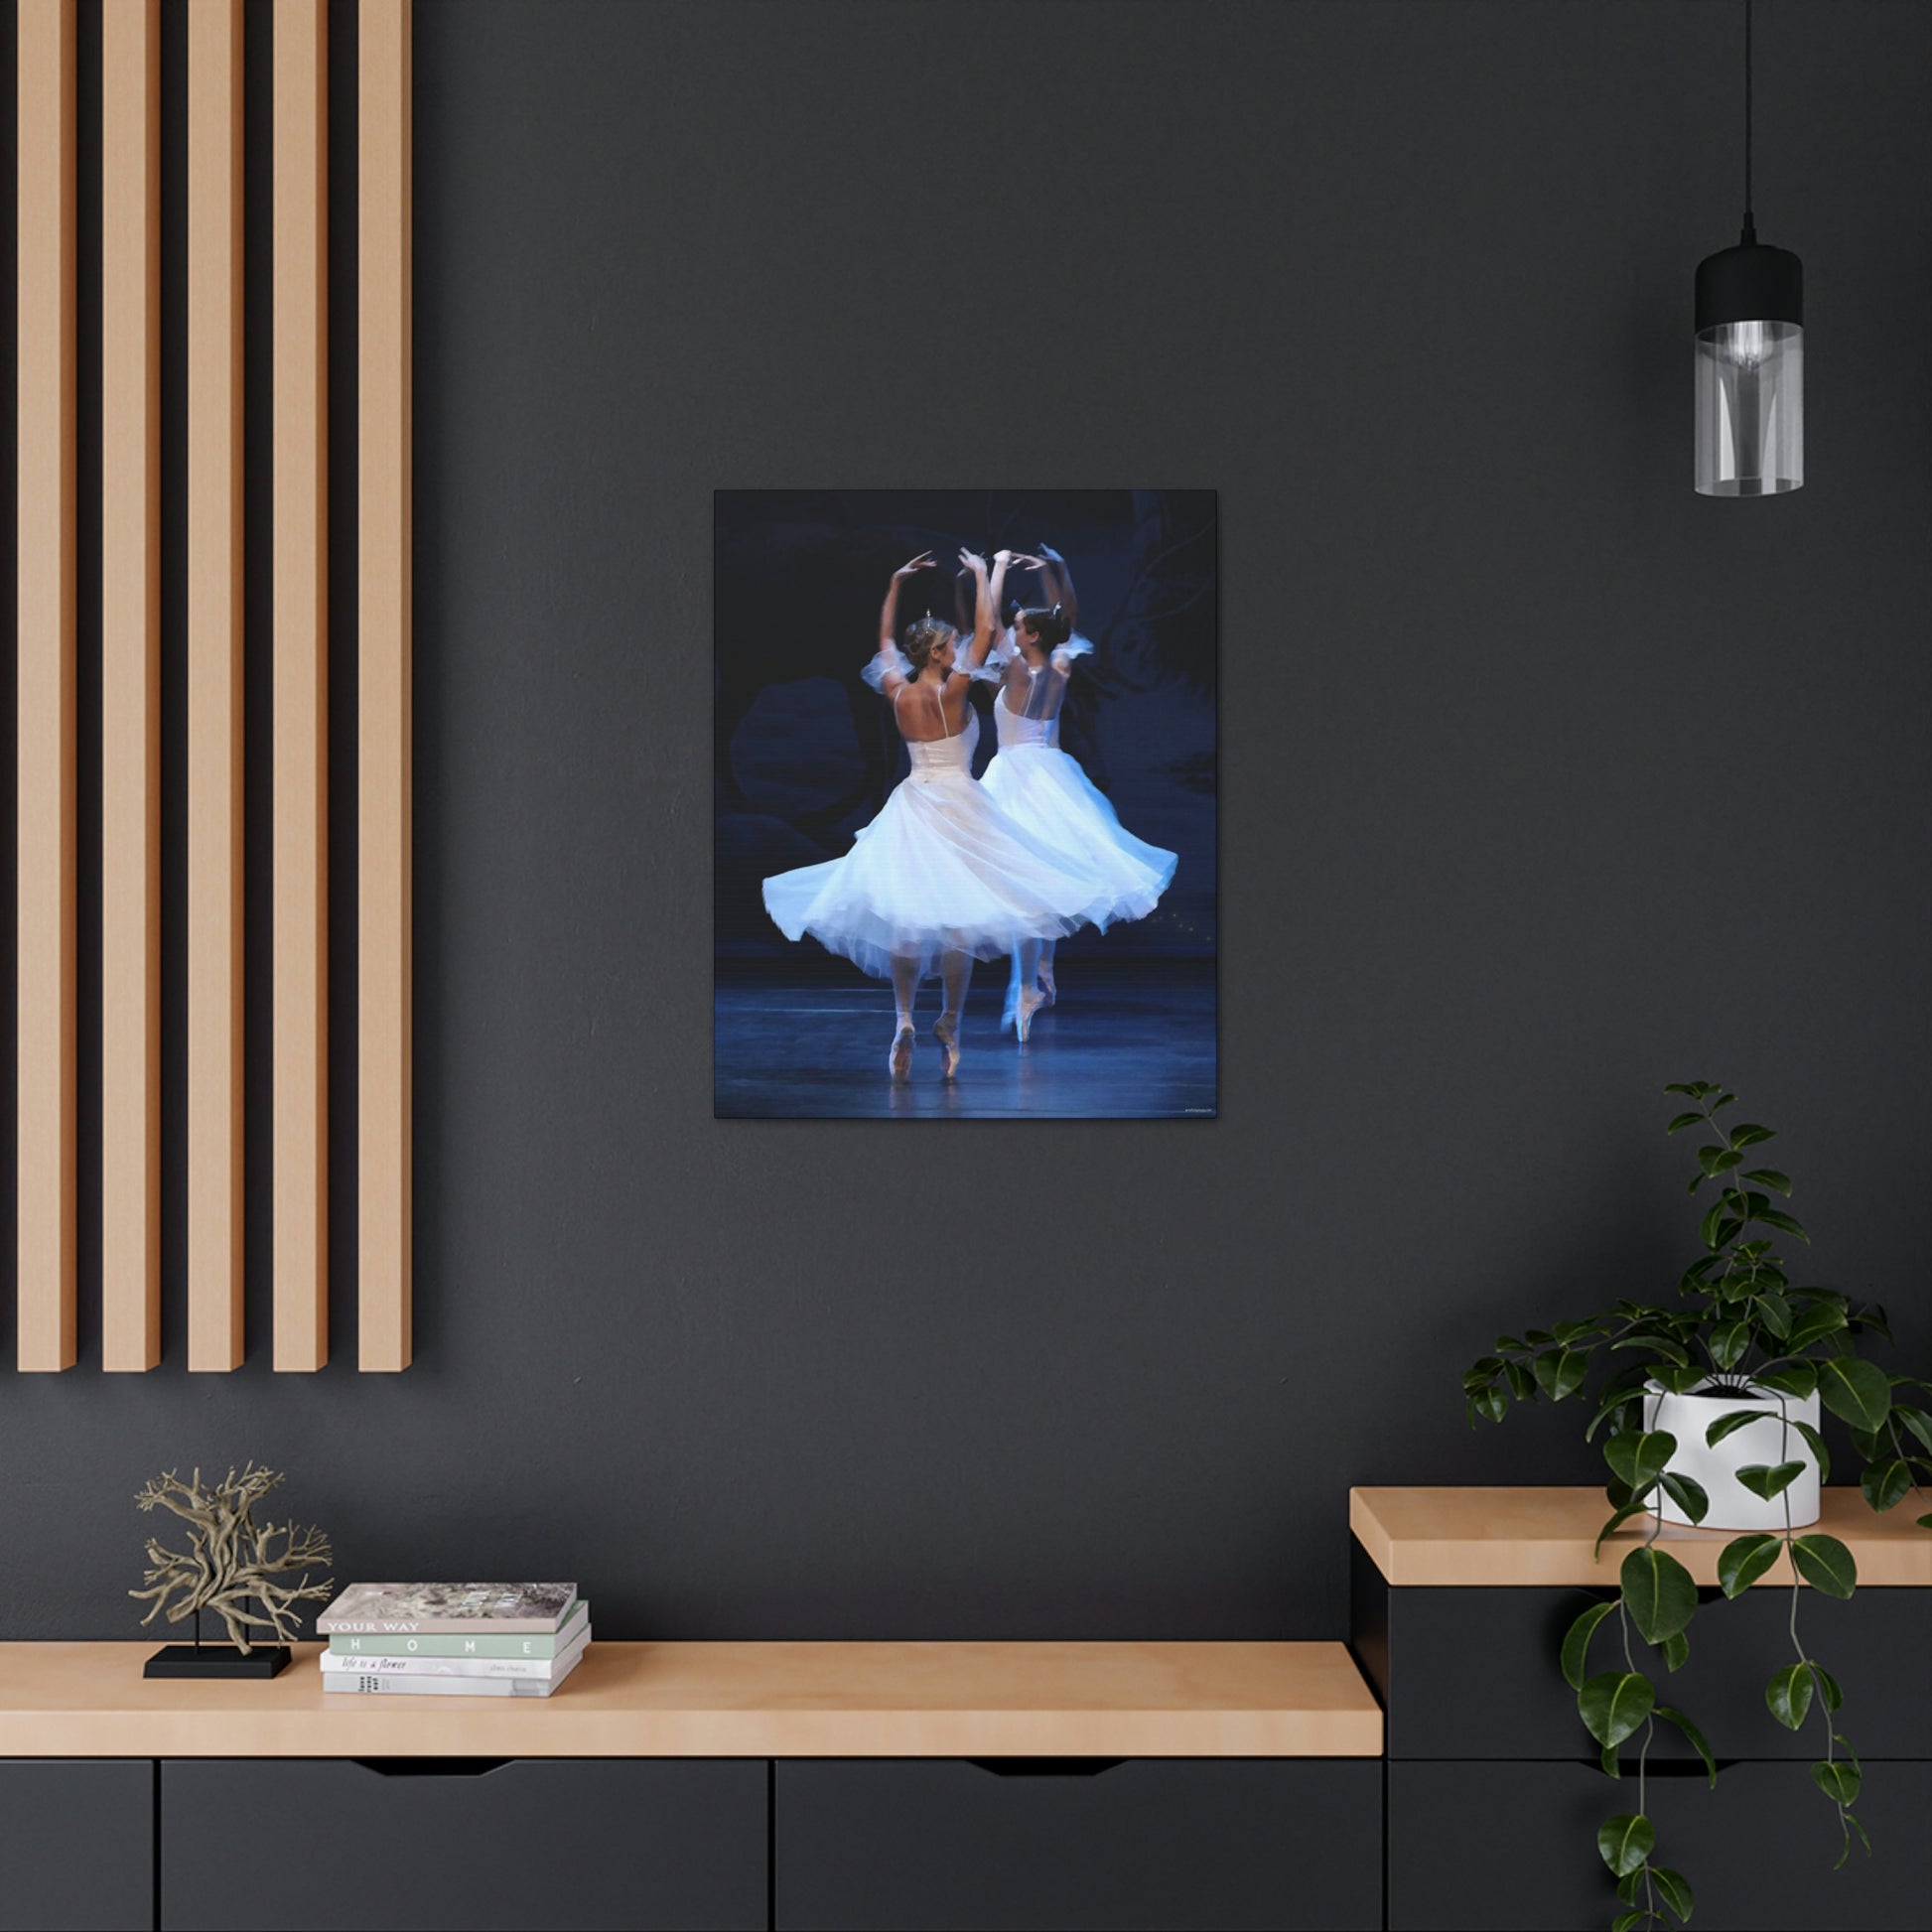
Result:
[359, 0, 411, 1370]
[187, 0, 244, 1370]
[16, 1, 78, 1372]
[273, 0, 328, 1370]
[100, 0, 162, 1372]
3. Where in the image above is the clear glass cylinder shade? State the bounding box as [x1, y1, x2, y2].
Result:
[1695, 320, 1803, 495]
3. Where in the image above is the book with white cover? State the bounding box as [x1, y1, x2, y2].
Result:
[318, 1582, 577, 1636]
[329, 1600, 590, 1658]
[320, 1628, 590, 1681]
[324, 1645, 587, 1698]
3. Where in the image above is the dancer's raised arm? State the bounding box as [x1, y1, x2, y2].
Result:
[957, 549, 996, 672]
[1035, 543, 1078, 629]
[867, 551, 936, 695]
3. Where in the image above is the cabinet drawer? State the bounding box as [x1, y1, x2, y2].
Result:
[160, 1759, 764, 1931]
[1390, 1758, 1932, 1930]
[775, 1757, 1379, 1931]
[1353, 1540, 1932, 1760]
[0, 1760, 152, 1932]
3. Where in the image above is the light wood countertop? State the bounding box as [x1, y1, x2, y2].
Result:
[1351, 1486, 1932, 1588]
[0, 1640, 1382, 1758]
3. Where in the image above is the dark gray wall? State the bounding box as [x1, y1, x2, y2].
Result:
[3, 0, 1927, 1640]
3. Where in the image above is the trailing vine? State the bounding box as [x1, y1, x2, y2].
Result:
[1462, 1082, 1932, 1929]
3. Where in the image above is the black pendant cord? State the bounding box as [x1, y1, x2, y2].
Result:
[1741, 0, 1755, 242]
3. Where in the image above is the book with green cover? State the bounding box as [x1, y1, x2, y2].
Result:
[327, 1600, 590, 1658]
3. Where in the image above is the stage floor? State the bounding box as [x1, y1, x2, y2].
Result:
[715, 957, 1216, 1119]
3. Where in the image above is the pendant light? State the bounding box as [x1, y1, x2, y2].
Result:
[1695, 0, 1803, 496]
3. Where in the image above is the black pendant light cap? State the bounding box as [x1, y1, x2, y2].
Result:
[1696, 235, 1803, 331]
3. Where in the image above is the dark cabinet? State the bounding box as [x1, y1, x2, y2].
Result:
[1389, 1758, 1932, 1931]
[775, 1757, 1382, 1931]
[0, 1759, 153, 1932]
[159, 1758, 766, 1931]
[1351, 1540, 1932, 1762]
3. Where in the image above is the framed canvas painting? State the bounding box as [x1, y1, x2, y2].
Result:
[715, 489, 1215, 1119]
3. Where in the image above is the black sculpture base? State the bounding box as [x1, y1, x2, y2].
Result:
[144, 1644, 291, 1680]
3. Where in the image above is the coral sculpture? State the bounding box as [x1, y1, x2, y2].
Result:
[130, 1464, 334, 1654]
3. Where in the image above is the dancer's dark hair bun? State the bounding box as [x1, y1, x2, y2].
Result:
[1014, 603, 1071, 649]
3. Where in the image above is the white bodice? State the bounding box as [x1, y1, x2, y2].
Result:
[995, 701, 1059, 751]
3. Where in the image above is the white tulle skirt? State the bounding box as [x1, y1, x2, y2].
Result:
[979, 745, 1177, 924]
[761, 765, 1118, 981]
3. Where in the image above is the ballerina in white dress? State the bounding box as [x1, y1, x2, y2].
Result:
[979, 545, 1178, 1037]
[761, 548, 1116, 1080]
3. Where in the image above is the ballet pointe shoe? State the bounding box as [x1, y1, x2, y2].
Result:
[932, 1012, 962, 1080]
[1013, 986, 1046, 1044]
[889, 1024, 915, 1080]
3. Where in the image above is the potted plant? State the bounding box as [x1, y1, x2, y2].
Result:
[1462, 1081, 1932, 1931]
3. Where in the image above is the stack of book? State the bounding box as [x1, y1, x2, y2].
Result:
[316, 1583, 591, 1698]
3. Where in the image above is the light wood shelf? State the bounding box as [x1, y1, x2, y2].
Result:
[1351, 1486, 1932, 1588]
[0, 1640, 1380, 1758]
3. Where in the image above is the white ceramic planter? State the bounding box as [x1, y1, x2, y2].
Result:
[1642, 1379, 1822, 1531]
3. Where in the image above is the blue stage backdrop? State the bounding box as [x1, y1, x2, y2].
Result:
[715, 488, 1216, 1120]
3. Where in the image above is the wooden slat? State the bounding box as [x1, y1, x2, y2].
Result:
[16, 1, 77, 1372]
[187, 0, 244, 1370]
[273, 0, 328, 1370]
[358, 0, 411, 1370]
[100, 0, 162, 1372]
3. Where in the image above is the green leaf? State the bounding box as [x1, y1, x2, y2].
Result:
[1596, 1812, 1654, 1877]
[1621, 1545, 1698, 1643]
[1706, 1409, 1769, 1449]
[1755, 1361, 1819, 1399]
[1785, 1302, 1849, 1350]
[1767, 1661, 1814, 1729]
[1757, 1207, 1810, 1243]
[1659, 1472, 1710, 1525]
[1754, 1291, 1793, 1338]
[1839, 1810, 1872, 1865]
[1655, 1704, 1717, 1785]
[1665, 1111, 1703, 1134]
[1461, 1356, 1504, 1394]
[1817, 1356, 1892, 1432]
[1741, 1166, 1793, 1195]
[1734, 1460, 1806, 1501]
[1791, 1533, 1858, 1599]
[1920, 1513, 1932, 1531]
[1580, 1671, 1655, 1748]
[1523, 1328, 1556, 1345]
[1790, 1418, 1833, 1483]
[1594, 1502, 1652, 1559]
[1560, 1599, 1617, 1691]
[1616, 1868, 1644, 1906]
[1726, 1122, 1775, 1147]
[1711, 1217, 1742, 1251]
[1892, 1405, 1932, 1455]
[1650, 1363, 1715, 1396]
[1698, 1143, 1742, 1176]
[1611, 1913, 1644, 1932]
[1862, 1458, 1913, 1513]
[1698, 1199, 1725, 1250]
[1718, 1533, 1783, 1596]
[1604, 1429, 1676, 1493]
[1649, 1864, 1696, 1924]
[1806, 1661, 1844, 1713]
[1493, 1334, 1525, 1353]
[1660, 1627, 1690, 1672]
[1813, 1758, 1861, 1806]
[1662, 1082, 1705, 1096]
[1709, 1319, 1750, 1370]
[1502, 1360, 1535, 1400]
[1532, 1347, 1588, 1402]
[1600, 1739, 1621, 1778]
[1585, 1376, 1648, 1443]
[1467, 1385, 1507, 1424]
